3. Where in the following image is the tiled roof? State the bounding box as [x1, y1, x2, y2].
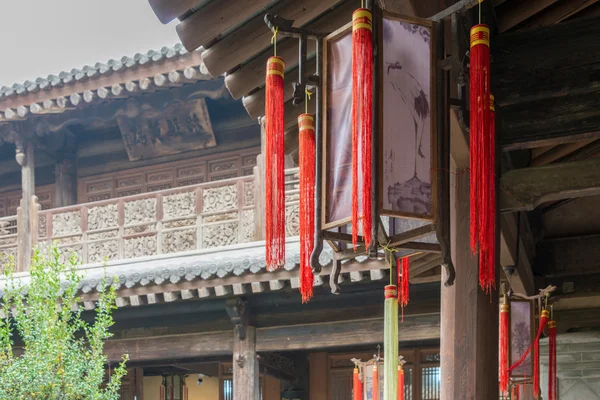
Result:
[0, 44, 209, 122]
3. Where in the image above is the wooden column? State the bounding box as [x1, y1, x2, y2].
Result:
[16, 140, 35, 271]
[308, 352, 328, 400]
[233, 326, 259, 400]
[440, 161, 499, 400]
[55, 156, 77, 207]
[127, 367, 144, 400]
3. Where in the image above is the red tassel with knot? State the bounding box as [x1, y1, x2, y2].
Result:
[265, 56, 286, 271]
[398, 365, 405, 400]
[353, 366, 363, 400]
[499, 299, 509, 396]
[469, 23, 496, 293]
[351, 8, 373, 250]
[548, 319, 557, 400]
[509, 309, 550, 399]
[299, 113, 316, 302]
[398, 257, 410, 321]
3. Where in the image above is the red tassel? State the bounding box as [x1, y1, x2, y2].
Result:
[299, 114, 316, 302]
[469, 24, 496, 293]
[265, 56, 286, 271]
[516, 384, 521, 400]
[509, 310, 550, 375]
[398, 366, 404, 400]
[548, 320, 557, 400]
[499, 301, 509, 396]
[398, 257, 409, 321]
[351, 8, 373, 250]
[353, 367, 363, 400]
[372, 364, 379, 400]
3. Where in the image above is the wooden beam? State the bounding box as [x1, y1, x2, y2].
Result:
[497, 0, 559, 33]
[177, 0, 273, 53]
[105, 313, 440, 362]
[148, 0, 198, 24]
[201, 0, 345, 77]
[225, 1, 358, 100]
[233, 326, 259, 400]
[535, 234, 600, 278]
[520, 0, 599, 30]
[493, 16, 600, 149]
[500, 158, 600, 212]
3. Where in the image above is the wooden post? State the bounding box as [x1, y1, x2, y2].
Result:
[440, 161, 499, 400]
[233, 326, 259, 400]
[128, 367, 144, 400]
[55, 156, 77, 207]
[16, 140, 35, 271]
[309, 352, 328, 400]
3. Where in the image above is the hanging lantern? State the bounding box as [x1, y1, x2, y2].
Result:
[548, 318, 557, 400]
[397, 257, 410, 321]
[499, 296, 509, 396]
[384, 285, 398, 400]
[509, 309, 550, 398]
[351, 7, 373, 249]
[469, 20, 495, 293]
[299, 113, 316, 302]
[265, 55, 286, 271]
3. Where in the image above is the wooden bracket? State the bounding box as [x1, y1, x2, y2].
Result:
[226, 298, 248, 340]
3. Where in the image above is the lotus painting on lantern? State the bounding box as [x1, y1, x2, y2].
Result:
[380, 14, 436, 220]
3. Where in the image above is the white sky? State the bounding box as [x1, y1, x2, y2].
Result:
[0, 0, 180, 87]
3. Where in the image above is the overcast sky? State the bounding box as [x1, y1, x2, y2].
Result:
[0, 0, 180, 87]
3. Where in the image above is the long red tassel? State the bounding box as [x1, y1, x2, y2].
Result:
[353, 367, 363, 400]
[398, 366, 404, 400]
[499, 299, 510, 396]
[548, 320, 557, 400]
[372, 364, 379, 400]
[509, 310, 549, 377]
[469, 24, 495, 293]
[351, 8, 373, 250]
[516, 384, 520, 400]
[398, 257, 409, 321]
[265, 56, 286, 271]
[299, 114, 316, 302]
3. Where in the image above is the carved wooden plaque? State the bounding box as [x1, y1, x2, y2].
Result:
[117, 98, 217, 161]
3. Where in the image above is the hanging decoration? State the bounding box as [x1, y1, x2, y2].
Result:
[265, 29, 286, 271]
[508, 308, 550, 398]
[397, 257, 410, 321]
[384, 284, 399, 400]
[469, 0, 496, 293]
[397, 363, 405, 400]
[353, 363, 363, 400]
[548, 309, 557, 400]
[299, 110, 316, 302]
[373, 361, 380, 400]
[351, 7, 373, 250]
[499, 293, 509, 396]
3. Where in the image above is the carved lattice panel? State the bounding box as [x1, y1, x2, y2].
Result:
[202, 184, 237, 214]
[52, 211, 82, 236]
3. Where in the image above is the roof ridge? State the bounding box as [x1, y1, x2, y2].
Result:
[0, 43, 190, 97]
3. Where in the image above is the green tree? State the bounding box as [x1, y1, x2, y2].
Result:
[0, 246, 128, 399]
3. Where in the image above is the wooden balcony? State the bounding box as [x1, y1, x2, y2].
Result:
[0, 169, 299, 270]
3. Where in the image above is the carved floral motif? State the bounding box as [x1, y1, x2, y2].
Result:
[124, 235, 157, 259]
[88, 240, 119, 263]
[203, 222, 238, 248]
[88, 204, 118, 230]
[241, 210, 254, 243]
[286, 203, 299, 237]
[163, 192, 196, 219]
[244, 181, 255, 207]
[38, 215, 47, 237]
[162, 229, 196, 253]
[124, 198, 156, 225]
[52, 211, 81, 236]
[203, 184, 237, 214]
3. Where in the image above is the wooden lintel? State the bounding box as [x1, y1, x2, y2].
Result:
[500, 158, 600, 212]
[388, 224, 437, 247]
[104, 313, 440, 363]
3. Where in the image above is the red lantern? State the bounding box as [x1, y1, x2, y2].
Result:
[265, 56, 286, 271]
[351, 8, 373, 250]
[298, 113, 316, 302]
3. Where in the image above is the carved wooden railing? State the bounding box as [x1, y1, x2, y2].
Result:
[25, 169, 300, 267]
[0, 215, 18, 265]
